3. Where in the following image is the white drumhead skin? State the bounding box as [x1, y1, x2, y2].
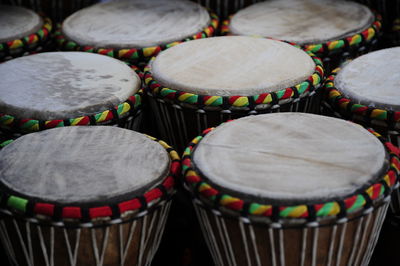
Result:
[0, 5, 43, 43]
[229, 0, 374, 45]
[335, 47, 400, 110]
[0, 126, 170, 204]
[0, 52, 140, 120]
[62, 0, 210, 48]
[151, 36, 315, 96]
[193, 113, 387, 203]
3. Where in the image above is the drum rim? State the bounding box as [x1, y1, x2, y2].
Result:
[0, 14, 52, 59]
[324, 68, 400, 130]
[0, 136, 180, 226]
[221, 12, 382, 56]
[55, 11, 219, 63]
[0, 65, 143, 134]
[145, 45, 323, 110]
[182, 126, 400, 221]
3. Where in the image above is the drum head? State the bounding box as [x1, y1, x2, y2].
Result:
[0, 52, 140, 120]
[150, 36, 316, 96]
[0, 126, 170, 204]
[229, 0, 374, 45]
[0, 5, 43, 43]
[193, 113, 387, 204]
[62, 0, 210, 48]
[335, 47, 400, 110]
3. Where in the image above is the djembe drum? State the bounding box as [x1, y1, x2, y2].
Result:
[0, 5, 52, 62]
[0, 126, 180, 266]
[322, 47, 400, 217]
[0, 52, 143, 137]
[56, 0, 218, 64]
[182, 113, 399, 266]
[145, 36, 323, 152]
[0, 0, 97, 22]
[222, 0, 382, 72]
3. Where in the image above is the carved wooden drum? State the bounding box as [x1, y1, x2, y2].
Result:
[145, 36, 324, 152]
[183, 113, 399, 266]
[56, 0, 218, 64]
[0, 52, 143, 136]
[0, 5, 52, 62]
[0, 126, 180, 266]
[222, 0, 382, 72]
[323, 47, 400, 217]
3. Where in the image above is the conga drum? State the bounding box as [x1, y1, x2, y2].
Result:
[182, 113, 399, 266]
[145, 36, 324, 152]
[0, 52, 143, 136]
[0, 5, 52, 62]
[0, 126, 180, 266]
[0, 0, 98, 22]
[56, 0, 218, 64]
[221, 0, 382, 72]
[322, 47, 400, 217]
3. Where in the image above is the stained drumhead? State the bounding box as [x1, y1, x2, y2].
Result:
[229, 0, 374, 45]
[193, 113, 387, 204]
[335, 47, 400, 110]
[151, 36, 315, 96]
[0, 126, 170, 204]
[62, 0, 210, 48]
[0, 52, 140, 120]
[0, 5, 43, 43]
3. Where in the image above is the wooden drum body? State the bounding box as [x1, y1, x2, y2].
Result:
[183, 113, 399, 266]
[146, 36, 324, 152]
[56, 0, 218, 64]
[0, 52, 143, 137]
[0, 5, 52, 62]
[0, 126, 180, 266]
[221, 0, 382, 72]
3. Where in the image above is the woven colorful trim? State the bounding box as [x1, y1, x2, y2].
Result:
[0, 140, 13, 149]
[0, 16, 52, 54]
[0, 65, 143, 134]
[144, 52, 323, 109]
[182, 127, 399, 219]
[0, 137, 180, 222]
[55, 12, 219, 62]
[221, 13, 382, 55]
[324, 69, 400, 125]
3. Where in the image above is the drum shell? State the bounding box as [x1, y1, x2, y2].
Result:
[193, 198, 389, 266]
[148, 91, 321, 153]
[0, 200, 172, 266]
